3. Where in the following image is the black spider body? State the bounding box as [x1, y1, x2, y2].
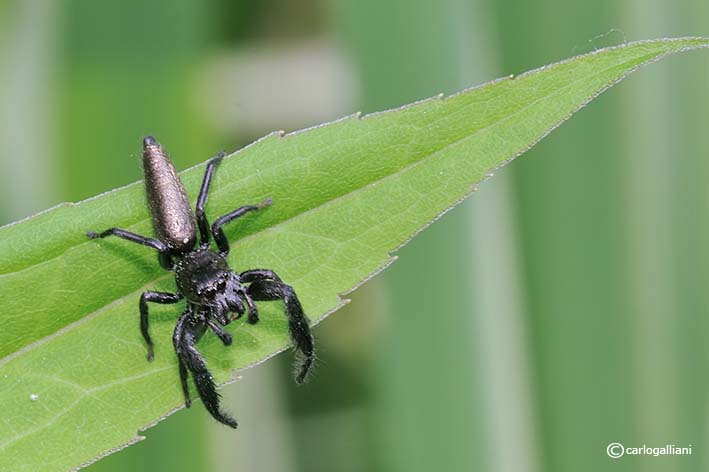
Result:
[87, 136, 314, 428]
[175, 250, 252, 324]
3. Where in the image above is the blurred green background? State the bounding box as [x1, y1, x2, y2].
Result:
[1, 1, 708, 471]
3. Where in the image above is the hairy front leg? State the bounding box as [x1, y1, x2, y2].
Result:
[247, 278, 314, 384]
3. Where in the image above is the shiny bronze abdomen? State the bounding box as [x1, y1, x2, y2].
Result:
[142, 137, 196, 254]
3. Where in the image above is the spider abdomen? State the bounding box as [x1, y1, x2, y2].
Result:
[142, 136, 196, 254]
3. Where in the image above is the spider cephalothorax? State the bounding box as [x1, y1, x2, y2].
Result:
[87, 136, 314, 428]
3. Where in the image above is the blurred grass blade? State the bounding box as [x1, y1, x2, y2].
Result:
[0, 38, 707, 471]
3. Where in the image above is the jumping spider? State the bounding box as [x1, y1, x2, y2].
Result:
[87, 136, 314, 428]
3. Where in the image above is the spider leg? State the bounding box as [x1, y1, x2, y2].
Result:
[240, 268, 283, 283]
[178, 314, 238, 428]
[244, 293, 259, 324]
[211, 199, 272, 256]
[207, 319, 233, 345]
[195, 152, 226, 247]
[246, 278, 314, 384]
[158, 252, 174, 271]
[139, 291, 183, 360]
[173, 309, 193, 407]
[87, 228, 173, 270]
[240, 271, 283, 324]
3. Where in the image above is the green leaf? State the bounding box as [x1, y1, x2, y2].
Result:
[0, 38, 707, 471]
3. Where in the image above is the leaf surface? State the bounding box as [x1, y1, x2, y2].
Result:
[0, 38, 707, 471]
